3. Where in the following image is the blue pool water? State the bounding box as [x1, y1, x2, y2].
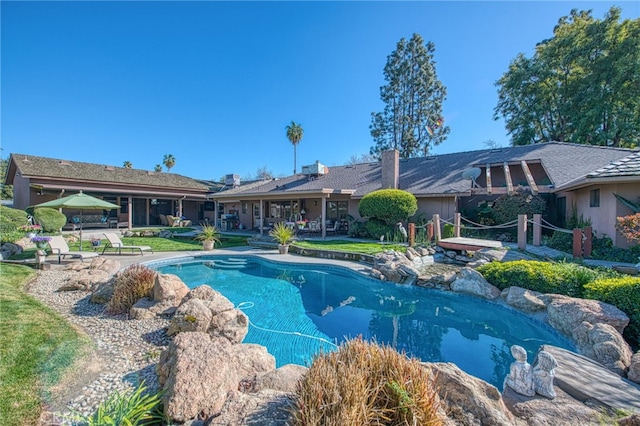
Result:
[154, 256, 574, 389]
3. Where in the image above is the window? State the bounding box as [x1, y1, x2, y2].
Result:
[242, 202, 248, 214]
[327, 201, 348, 221]
[590, 189, 600, 207]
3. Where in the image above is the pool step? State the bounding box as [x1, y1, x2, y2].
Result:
[208, 259, 249, 270]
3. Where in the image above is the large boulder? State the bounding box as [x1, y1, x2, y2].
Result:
[208, 389, 294, 425]
[427, 362, 515, 425]
[153, 273, 190, 304]
[157, 332, 236, 422]
[58, 269, 112, 291]
[129, 298, 178, 320]
[449, 267, 501, 299]
[253, 364, 307, 393]
[573, 322, 633, 375]
[209, 309, 249, 344]
[543, 294, 629, 335]
[501, 286, 546, 312]
[90, 281, 115, 304]
[168, 298, 213, 335]
[0, 242, 23, 260]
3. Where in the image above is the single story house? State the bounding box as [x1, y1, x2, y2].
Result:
[6, 142, 639, 247]
[5, 153, 221, 228]
[211, 142, 639, 247]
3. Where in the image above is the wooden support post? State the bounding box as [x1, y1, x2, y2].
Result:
[454, 213, 461, 238]
[503, 162, 514, 195]
[517, 214, 527, 250]
[533, 214, 542, 246]
[408, 223, 415, 247]
[573, 229, 583, 259]
[433, 214, 441, 242]
[485, 164, 493, 195]
[583, 226, 592, 258]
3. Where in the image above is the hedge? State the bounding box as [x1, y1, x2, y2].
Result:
[33, 208, 67, 233]
[584, 276, 640, 345]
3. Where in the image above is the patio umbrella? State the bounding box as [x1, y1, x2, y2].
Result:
[33, 191, 120, 251]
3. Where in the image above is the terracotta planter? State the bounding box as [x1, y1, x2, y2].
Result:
[278, 244, 289, 255]
[202, 240, 215, 251]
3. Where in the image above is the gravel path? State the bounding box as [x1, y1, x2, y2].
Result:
[26, 268, 171, 423]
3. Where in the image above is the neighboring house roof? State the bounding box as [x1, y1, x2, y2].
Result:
[213, 142, 637, 200]
[7, 153, 212, 192]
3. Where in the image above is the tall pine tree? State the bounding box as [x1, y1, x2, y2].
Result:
[370, 33, 449, 159]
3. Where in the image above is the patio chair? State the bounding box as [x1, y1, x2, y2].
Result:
[101, 232, 153, 255]
[308, 220, 320, 235]
[326, 220, 340, 236]
[166, 215, 181, 227]
[48, 235, 100, 264]
[159, 214, 169, 226]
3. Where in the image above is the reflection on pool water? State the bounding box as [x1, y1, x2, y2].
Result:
[154, 255, 574, 389]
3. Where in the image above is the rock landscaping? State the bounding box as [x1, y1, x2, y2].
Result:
[23, 250, 640, 425]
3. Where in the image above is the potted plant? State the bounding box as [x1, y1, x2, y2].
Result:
[195, 225, 221, 251]
[90, 236, 102, 247]
[30, 235, 52, 250]
[269, 222, 295, 254]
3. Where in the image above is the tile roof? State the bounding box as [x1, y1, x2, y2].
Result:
[9, 153, 212, 191]
[214, 142, 637, 198]
[586, 152, 640, 178]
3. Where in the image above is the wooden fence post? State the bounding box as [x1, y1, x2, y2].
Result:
[454, 213, 461, 238]
[533, 214, 542, 246]
[573, 229, 583, 259]
[517, 214, 527, 250]
[433, 214, 441, 242]
[583, 226, 592, 258]
[408, 223, 415, 247]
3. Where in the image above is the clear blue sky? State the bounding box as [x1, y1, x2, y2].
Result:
[2, 1, 638, 181]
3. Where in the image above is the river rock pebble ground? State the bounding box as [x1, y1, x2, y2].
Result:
[26, 268, 170, 423]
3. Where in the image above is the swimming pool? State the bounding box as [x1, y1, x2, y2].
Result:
[154, 255, 574, 389]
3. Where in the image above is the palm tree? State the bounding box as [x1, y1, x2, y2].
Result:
[285, 121, 304, 174]
[163, 154, 176, 172]
[123, 161, 133, 168]
[154, 164, 162, 172]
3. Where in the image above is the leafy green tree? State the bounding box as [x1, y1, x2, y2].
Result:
[163, 154, 176, 172]
[370, 33, 449, 159]
[123, 161, 133, 168]
[154, 164, 162, 172]
[0, 158, 13, 200]
[494, 7, 640, 148]
[285, 121, 304, 174]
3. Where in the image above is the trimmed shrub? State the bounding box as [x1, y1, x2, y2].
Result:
[358, 189, 418, 225]
[106, 265, 157, 315]
[476, 260, 601, 297]
[584, 276, 640, 346]
[33, 207, 67, 232]
[291, 338, 442, 425]
[0, 205, 28, 243]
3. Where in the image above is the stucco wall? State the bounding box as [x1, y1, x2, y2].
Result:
[11, 175, 31, 210]
[572, 183, 638, 248]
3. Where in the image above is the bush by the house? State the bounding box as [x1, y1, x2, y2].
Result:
[106, 265, 157, 315]
[0, 205, 28, 243]
[358, 189, 418, 225]
[584, 276, 640, 346]
[476, 260, 603, 297]
[291, 338, 442, 425]
[490, 188, 546, 225]
[33, 207, 67, 233]
[364, 218, 393, 239]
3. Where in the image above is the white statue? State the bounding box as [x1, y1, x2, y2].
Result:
[504, 345, 535, 396]
[533, 350, 558, 399]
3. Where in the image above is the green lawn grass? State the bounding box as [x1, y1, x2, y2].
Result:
[0, 264, 91, 426]
[293, 239, 407, 255]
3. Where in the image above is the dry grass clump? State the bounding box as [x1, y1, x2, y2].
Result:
[291, 338, 442, 426]
[106, 264, 156, 314]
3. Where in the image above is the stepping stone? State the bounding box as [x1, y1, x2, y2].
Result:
[542, 345, 640, 412]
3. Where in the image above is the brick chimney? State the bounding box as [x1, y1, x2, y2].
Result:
[381, 149, 399, 189]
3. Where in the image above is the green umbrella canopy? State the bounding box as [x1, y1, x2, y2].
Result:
[33, 191, 120, 251]
[33, 191, 120, 210]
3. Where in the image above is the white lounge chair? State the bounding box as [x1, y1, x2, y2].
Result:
[101, 232, 153, 255]
[48, 235, 99, 264]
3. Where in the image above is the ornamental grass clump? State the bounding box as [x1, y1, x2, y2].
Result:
[290, 338, 442, 426]
[106, 264, 156, 315]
